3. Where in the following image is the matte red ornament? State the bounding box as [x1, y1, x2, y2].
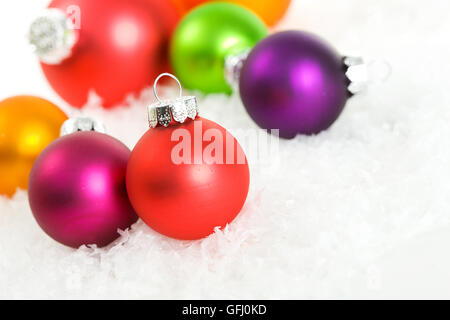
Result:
[34, 0, 179, 108]
[126, 117, 250, 240]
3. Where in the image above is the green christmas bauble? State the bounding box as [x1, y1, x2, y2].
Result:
[170, 2, 268, 94]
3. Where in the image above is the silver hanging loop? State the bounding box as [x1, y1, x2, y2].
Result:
[153, 73, 183, 103]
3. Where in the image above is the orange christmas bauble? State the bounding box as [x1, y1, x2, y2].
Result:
[174, 0, 291, 26]
[0, 96, 68, 196]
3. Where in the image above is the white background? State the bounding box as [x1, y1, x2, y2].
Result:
[1, 0, 450, 299]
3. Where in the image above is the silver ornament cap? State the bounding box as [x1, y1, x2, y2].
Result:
[224, 49, 250, 91]
[60, 117, 106, 136]
[344, 56, 368, 95]
[344, 56, 392, 95]
[28, 8, 78, 65]
[148, 73, 199, 128]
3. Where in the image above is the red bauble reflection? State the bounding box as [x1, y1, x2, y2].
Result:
[41, 0, 180, 108]
[126, 118, 250, 240]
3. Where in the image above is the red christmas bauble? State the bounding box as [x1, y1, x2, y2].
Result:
[126, 117, 250, 240]
[40, 0, 180, 108]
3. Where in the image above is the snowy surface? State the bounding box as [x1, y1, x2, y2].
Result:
[1, 0, 450, 299]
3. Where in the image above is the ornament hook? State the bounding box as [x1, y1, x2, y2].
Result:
[153, 73, 183, 103]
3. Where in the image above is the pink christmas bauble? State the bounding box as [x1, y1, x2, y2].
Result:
[28, 131, 138, 248]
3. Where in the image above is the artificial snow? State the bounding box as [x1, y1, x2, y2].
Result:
[1, 0, 450, 299]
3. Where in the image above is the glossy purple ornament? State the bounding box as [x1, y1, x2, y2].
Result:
[239, 30, 350, 138]
[28, 131, 138, 248]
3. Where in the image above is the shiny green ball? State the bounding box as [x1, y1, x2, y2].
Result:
[170, 2, 268, 94]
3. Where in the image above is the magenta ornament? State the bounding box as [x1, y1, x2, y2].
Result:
[28, 131, 138, 248]
[239, 30, 350, 138]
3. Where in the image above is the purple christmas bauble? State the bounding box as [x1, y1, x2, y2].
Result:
[28, 131, 138, 248]
[239, 30, 349, 138]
